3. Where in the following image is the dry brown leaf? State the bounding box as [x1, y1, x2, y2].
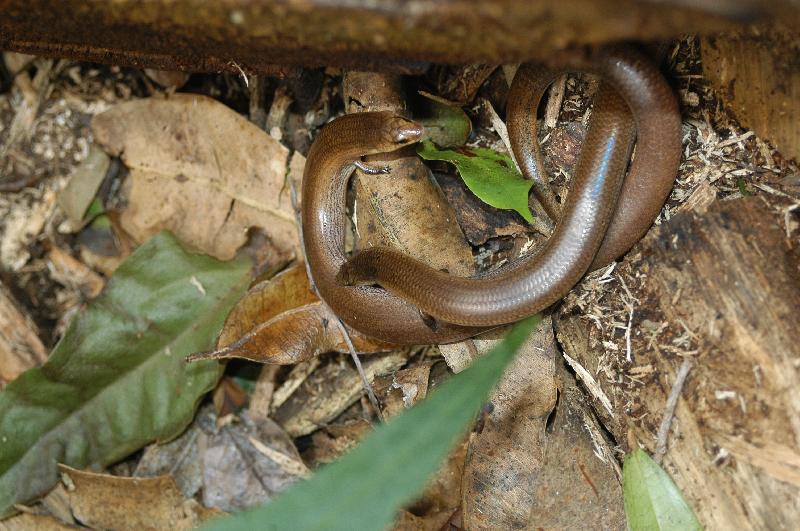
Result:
[133, 419, 205, 500]
[190, 263, 394, 365]
[201, 413, 308, 512]
[91, 93, 299, 261]
[435, 172, 532, 246]
[343, 72, 474, 277]
[527, 355, 625, 529]
[212, 376, 248, 417]
[374, 365, 431, 418]
[461, 317, 559, 530]
[58, 465, 221, 531]
[217, 263, 316, 346]
[0, 282, 47, 384]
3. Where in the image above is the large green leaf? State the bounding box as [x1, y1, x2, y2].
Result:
[205, 315, 540, 531]
[0, 231, 251, 516]
[418, 140, 534, 222]
[623, 449, 702, 531]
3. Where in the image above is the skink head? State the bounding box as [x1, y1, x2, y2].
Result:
[383, 114, 424, 147]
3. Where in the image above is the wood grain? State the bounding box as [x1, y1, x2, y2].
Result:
[556, 197, 800, 529]
[702, 28, 800, 161]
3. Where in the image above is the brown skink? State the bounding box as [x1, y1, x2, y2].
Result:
[305, 46, 680, 340]
[302, 112, 484, 344]
[507, 47, 682, 268]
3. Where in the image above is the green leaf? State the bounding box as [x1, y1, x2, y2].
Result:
[415, 92, 472, 148]
[623, 449, 702, 531]
[736, 177, 752, 197]
[85, 197, 112, 229]
[0, 231, 251, 516]
[417, 140, 534, 222]
[204, 315, 541, 531]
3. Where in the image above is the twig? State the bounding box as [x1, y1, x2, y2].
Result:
[654, 358, 693, 463]
[288, 174, 385, 422]
[230, 61, 249, 87]
[625, 305, 634, 363]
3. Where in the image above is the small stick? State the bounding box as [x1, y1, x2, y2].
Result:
[654, 358, 693, 463]
[625, 305, 634, 363]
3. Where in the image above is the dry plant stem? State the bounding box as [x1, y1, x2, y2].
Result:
[289, 175, 385, 422]
[654, 358, 693, 463]
[248, 74, 267, 130]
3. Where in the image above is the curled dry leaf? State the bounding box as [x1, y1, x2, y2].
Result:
[58, 465, 221, 531]
[189, 263, 395, 365]
[91, 94, 299, 261]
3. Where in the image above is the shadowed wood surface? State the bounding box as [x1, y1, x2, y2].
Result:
[1, 0, 800, 74]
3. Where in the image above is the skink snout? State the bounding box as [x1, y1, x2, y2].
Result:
[387, 115, 424, 146]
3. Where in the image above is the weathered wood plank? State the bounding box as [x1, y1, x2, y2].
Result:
[1, 1, 799, 73]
